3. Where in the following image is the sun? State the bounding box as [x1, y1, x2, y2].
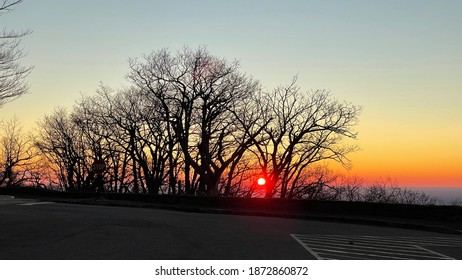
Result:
[257, 177, 266, 186]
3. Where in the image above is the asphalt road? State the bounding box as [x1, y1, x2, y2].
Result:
[1, 195, 461, 260]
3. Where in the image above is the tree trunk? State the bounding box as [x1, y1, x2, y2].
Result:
[205, 173, 222, 197]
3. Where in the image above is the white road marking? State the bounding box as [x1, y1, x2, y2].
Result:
[19, 202, 54, 206]
[291, 234, 323, 260]
[307, 241, 440, 258]
[291, 234, 460, 260]
[414, 245, 456, 260]
[312, 247, 410, 260]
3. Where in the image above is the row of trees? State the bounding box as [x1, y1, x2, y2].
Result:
[2, 47, 362, 199]
[0, 1, 364, 199]
[0, 116, 445, 205]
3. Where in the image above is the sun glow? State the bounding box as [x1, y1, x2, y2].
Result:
[257, 178, 266, 186]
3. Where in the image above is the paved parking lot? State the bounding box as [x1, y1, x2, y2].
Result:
[1, 195, 462, 259]
[291, 234, 462, 260]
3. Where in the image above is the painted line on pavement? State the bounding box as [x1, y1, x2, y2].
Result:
[291, 234, 459, 260]
[290, 234, 323, 260]
[19, 202, 55, 206]
[414, 245, 455, 260]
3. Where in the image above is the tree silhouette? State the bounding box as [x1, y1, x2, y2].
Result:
[252, 77, 361, 198]
[128, 47, 267, 196]
[0, 0, 32, 107]
[33, 47, 364, 199]
[35, 108, 87, 192]
[0, 117, 35, 187]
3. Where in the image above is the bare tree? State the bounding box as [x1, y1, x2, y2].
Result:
[74, 87, 132, 193]
[334, 175, 365, 202]
[252, 78, 361, 198]
[75, 85, 178, 194]
[105, 86, 172, 194]
[128, 47, 267, 196]
[35, 108, 88, 192]
[221, 153, 262, 197]
[326, 175, 439, 205]
[0, 0, 32, 107]
[362, 177, 437, 205]
[287, 165, 342, 200]
[0, 117, 35, 187]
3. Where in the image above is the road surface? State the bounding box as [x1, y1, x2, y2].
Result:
[1, 195, 461, 259]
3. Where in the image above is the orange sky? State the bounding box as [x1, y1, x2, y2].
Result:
[334, 112, 462, 187]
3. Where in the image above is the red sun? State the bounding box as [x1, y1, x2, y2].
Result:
[257, 177, 266, 186]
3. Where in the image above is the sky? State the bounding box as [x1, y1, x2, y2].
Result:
[1, 0, 461, 187]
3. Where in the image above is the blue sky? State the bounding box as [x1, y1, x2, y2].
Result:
[2, 0, 462, 186]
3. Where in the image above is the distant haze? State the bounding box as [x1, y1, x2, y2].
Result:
[410, 187, 462, 204]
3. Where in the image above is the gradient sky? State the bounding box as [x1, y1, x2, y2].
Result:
[2, 0, 461, 187]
